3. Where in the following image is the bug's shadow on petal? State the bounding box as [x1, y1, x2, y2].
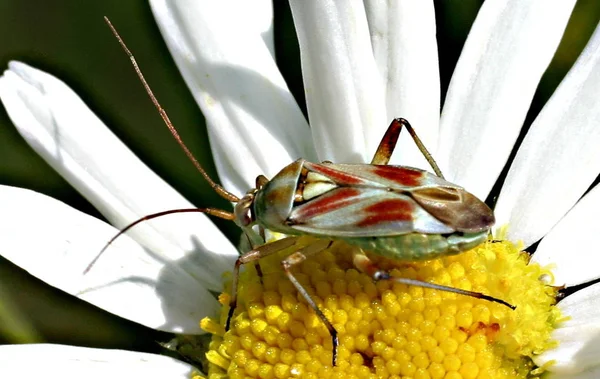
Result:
[154, 234, 239, 333]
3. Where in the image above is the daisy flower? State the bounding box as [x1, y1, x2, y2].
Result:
[1, 1, 600, 378]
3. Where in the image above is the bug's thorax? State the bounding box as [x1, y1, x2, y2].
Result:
[233, 158, 310, 230]
[252, 159, 306, 234]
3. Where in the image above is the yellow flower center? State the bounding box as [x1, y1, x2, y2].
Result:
[201, 237, 560, 378]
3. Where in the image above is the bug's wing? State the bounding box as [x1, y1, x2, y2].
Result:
[287, 186, 455, 237]
[288, 162, 493, 236]
[303, 162, 451, 190]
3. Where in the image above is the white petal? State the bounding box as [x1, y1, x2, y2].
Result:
[238, 0, 275, 57]
[289, 0, 387, 163]
[532, 184, 600, 286]
[495, 23, 600, 246]
[534, 283, 600, 374]
[438, 0, 576, 198]
[549, 366, 600, 379]
[0, 344, 194, 378]
[0, 61, 237, 292]
[0, 185, 218, 333]
[364, 0, 440, 169]
[150, 0, 314, 196]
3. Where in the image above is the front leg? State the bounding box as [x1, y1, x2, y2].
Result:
[226, 236, 300, 330]
[280, 239, 340, 366]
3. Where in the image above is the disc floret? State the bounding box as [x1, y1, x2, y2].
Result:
[202, 237, 560, 378]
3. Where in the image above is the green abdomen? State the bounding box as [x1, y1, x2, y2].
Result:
[339, 232, 488, 261]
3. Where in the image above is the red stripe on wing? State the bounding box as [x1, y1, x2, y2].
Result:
[370, 165, 423, 186]
[357, 199, 414, 227]
[304, 162, 365, 185]
[291, 187, 361, 220]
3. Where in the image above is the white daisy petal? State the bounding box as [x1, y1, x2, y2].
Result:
[549, 366, 600, 379]
[0, 185, 217, 333]
[364, 0, 440, 169]
[438, 0, 576, 198]
[150, 0, 314, 196]
[0, 344, 194, 378]
[0, 61, 237, 292]
[239, 0, 275, 57]
[495, 23, 600, 246]
[534, 283, 600, 375]
[289, 0, 387, 163]
[532, 184, 600, 287]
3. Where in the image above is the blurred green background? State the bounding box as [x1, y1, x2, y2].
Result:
[0, 0, 598, 359]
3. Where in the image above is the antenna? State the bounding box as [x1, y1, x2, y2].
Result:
[84, 208, 235, 274]
[103, 16, 239, 203]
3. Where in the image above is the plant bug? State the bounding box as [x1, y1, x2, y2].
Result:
[92, 18, 515, 367]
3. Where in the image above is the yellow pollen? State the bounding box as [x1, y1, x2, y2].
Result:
[203, 237, 560, 378]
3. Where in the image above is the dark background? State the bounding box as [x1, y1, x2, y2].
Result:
[0, 0, 598, 355]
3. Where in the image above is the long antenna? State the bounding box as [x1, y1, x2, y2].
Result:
[84, 208, 235, 274]
[104, 16, 239, 203]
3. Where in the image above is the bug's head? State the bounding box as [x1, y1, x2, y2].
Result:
[252, 159, 305, 233]
[234, 189, 257, 228]
[411, 186, 495, 233]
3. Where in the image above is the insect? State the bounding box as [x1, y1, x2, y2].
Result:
[92, 18, 515, 367]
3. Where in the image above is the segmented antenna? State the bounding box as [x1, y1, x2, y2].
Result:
[84, 207, 235, 274]
[104, 16, 239, 203]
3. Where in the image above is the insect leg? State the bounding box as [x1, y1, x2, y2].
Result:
[240, 232, 266, 283]
[226, 236, 300, 330]
[352, 250, 515, 310]
[371, 118, 444, 179]
[255, 226, 267, 282]
[371, 119, 404, 165]
[280, 240, 340, 366]
[252, 174, 270, 275]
